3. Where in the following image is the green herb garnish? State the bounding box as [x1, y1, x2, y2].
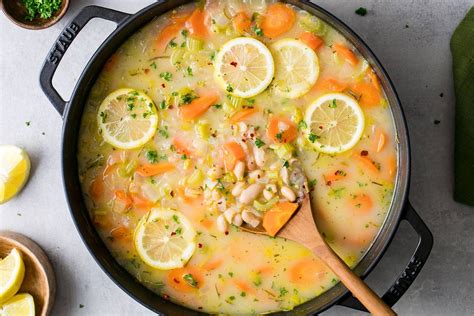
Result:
[183, 274, 198, 288]
[355, 7, 367, 16]
[160, 72, 173, 82]
[255, 138, 265, 148]
[22, 0, 62, 21]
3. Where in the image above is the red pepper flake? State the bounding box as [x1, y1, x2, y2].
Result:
[161, 83, 166, 88]
[171, 232, 177, 236]
[144, 68, 150, 74]
[198, 243, 203, 248]
[360, 150, 369, 156]
[230, 61, 238, 67]
[163, 294, 170, 300]
[173, 278, 180, 284]
[225, 231, 229, 235]
[208, 62, 213, 66]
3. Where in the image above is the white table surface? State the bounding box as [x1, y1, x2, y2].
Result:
[1, 1, 473, 315]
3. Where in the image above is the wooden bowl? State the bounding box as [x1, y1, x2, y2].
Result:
[0, 231, 56, 316]
[0, 0, 69, 30]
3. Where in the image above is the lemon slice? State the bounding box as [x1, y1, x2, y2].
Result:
[1, 293, 35, 316]
[97, 88, 158, 149]
[271, 38, 319, 99]
[134, 208, 196, 270]
[0, 249, 25, 304]
[305, 93, 364, 154]
[0, 146, 30, 205]
[214, 37, 274, 98]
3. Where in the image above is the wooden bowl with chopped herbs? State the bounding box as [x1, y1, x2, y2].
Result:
[1, 0, 69, 30]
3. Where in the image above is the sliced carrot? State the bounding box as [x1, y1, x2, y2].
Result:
[179, 92, 219, 120]
[367, 69, 381, 92]
[135, 162, 175, 177]
[289, 258, 326, 286]
[223, 141, 246, 161]
[110, 225, 130, 241]
[355, 153, 380, 174]
[156, 23, 185, 53]
[351, 82, 381, 107]
[229, 107, 258, 123]
[89, 177, 104, 200]
[386, 154, 397, 180]
[167, 266, 205, 292]
[224, 153, 237, 173]
[262, 202, 299, 237]
[298, 31, 324, 51]
[260, 3, 296, 38]
[114, 190, 133, 209]
[172, 137, 193, 157]
[185, 8, 208, 39]
[348, 193, 373, 215]
[313, 77, 348, 93]
[202, 257, 224, 271]
[267, 116, 298, 143]
[333, 43, 359, 66]
[130, 192, 154, 209]
[233, 11, 251, 34]
[373, 128, 387, 153]
[323, 169, 347, 185]
[233, 279, 257, 296]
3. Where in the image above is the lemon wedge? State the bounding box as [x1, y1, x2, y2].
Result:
[214, 37, 275, 98]
[0, 249, 25, 304]
[0, 293, 35, 316]
[304, 93, 365, 154]
[134, 209, 196, 270]
[0, 146, 30, 204]
[271, 38, 319, 99]
[97, 89, 158, 149]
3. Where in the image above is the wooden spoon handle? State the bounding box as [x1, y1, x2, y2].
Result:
[313, 244, 396, 316]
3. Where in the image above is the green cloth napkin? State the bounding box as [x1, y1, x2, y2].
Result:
[451, 7, 474, 206]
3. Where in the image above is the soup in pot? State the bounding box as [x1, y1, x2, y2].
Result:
[77, 0, 397, 314]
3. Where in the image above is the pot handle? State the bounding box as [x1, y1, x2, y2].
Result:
[339, 202, 433, 311]
[39, 6, 130, 116]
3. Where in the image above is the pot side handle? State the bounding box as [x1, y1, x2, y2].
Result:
[39, 6, 130, 116]
[339, 202, 433, 311]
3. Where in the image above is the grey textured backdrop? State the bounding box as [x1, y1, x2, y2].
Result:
[1, 0, 473, 315]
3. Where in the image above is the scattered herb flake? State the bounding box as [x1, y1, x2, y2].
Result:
[255, 138, 265, 148]
[183, 274, 198, 287]
[355, 7, 367, 16]
[308, 133, 319, 143]
[160, 72, 173, 82]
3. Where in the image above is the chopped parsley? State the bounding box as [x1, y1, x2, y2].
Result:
[150, 61, 157, 69]
[145, 150, 159, 163]
[181, 29, 189, 37]
[283, 160, 289, 168]
[279, 287, 288, 297]
[181, 154, 188, 160]
[329, 99, 337, 108]
[160, 72, 173, 82]
[25, 121, 31, 126]
[23, 0, 62, 21]
[255, 138, 265, 148]
[181, 91, 198, 104]
[210, 51, 216, 61]
[159, 100, 167, 110]
[186, 66, 193, 76]
[183, 274, 198, 288]
[240, 291, 246, 297]
[212, 103, 222, 109]
[355, 7, 368, 16]
[175, 227, 183, 234]
[308, 179, 317, 190]
[158, 126, 169, 138]
[172, 214, 180, 224]
[308, 133, 319, 143]
[226, 84, 234, 93]
[253, 25, 264, 36]
[275, 132, 283, 141]
[169, 39, 177, 48]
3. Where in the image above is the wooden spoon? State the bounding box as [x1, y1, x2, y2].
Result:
[241, 194, 396, 316]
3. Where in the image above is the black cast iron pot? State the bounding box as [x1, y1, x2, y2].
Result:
[39, 1, 433, 314]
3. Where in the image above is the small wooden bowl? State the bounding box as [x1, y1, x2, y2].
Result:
[0, 231, 56, 316]
[0, 0, 69, 30]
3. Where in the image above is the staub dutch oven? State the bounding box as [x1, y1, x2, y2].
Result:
[39, 1, 433, 314]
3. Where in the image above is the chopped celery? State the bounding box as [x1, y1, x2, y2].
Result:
[270, 143, 295, 160]
[253, 196, 278, 212]
[299, 13, 328, 36]
[187, 169, 204, 188]
[186, 37, 204, 51]
[352, 60, 369, 81]
[170, 48, 185, 66]
[195, 121, 210, 140]
[118, 160, 137, 177]
[227, 95, 244, 108]
[223, 100, 237, 115]
[222, 172, 236, 183]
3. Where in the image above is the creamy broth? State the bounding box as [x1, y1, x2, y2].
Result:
[77, 1, 397, 314]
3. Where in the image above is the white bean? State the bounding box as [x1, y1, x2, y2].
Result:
[232, 213, 243, 226]
[263, 184, 276, 201]
[281, 185, 296, 202]
[217, 214, 228, 233]
[249, 169, 264, 180]
[239, 184, 264, 204]
[231, 181, 246, 197]
[224, 208, 238, 223]
[242, 210, 261, 228]
[207, 166, 223, 180]
[253, 146, 266, 167]
[237, 122, 248, 133]
[280, 167, 289, 185]
[233, 161, 245, 180]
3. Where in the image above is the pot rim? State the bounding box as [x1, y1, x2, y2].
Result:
[59, 0, 410, 314]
